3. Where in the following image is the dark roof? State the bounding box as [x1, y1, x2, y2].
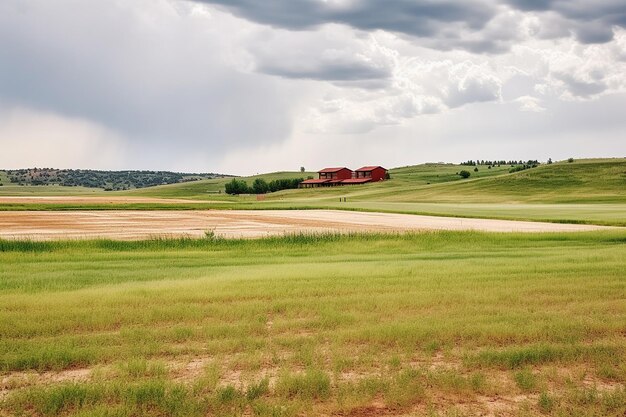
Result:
[355, 166, 386, 172]
[341, 178, 372, 184]
[318, 167, 352, 173]
[300, 179, 330, 184]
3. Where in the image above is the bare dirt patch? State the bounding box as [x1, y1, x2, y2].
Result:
[0, 368, 91, 400]
[0, 210, 613, 241]
[0, 196, 211, 205]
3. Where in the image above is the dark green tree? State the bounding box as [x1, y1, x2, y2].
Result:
[252, 178, 270, 194]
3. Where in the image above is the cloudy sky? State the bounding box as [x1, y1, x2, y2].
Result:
[1, 0, 625, 175]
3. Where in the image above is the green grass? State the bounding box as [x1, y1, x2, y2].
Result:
[0, 184, 102, 196]
[1, 231, 625, 416]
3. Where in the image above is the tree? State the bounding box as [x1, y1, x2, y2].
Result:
[252, 178, 269, 194]
[225, 178, 250, 195]
[547, 158, 553, 164]
[300, 166, 305, 173]
[459, 170, 471, 179]
[568, 158, 574, 163]
[473, 167, 479, 172]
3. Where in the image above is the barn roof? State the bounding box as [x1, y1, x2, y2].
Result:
[355, 166, 386, 172]
[318, 167, 352, 173]
[341, 178, 372, 184]
[300, 179, 331, 184]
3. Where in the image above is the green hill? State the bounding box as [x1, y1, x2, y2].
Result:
[383, 158, 626, 204]
[125, 171, 316, 199]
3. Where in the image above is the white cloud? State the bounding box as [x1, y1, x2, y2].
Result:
[514, 95, 546, 112]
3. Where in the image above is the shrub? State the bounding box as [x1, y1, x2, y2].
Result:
[459, 170, 471, 179]
[224, 178, 250, 195]
[252, 178, 269, 194]
[568, 158, 575, 163]
[473, 167, 479, 172]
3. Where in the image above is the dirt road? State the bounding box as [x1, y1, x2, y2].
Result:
[0, 210, 613, 240]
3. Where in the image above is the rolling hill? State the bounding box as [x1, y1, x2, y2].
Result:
[1, 159, 624, 225]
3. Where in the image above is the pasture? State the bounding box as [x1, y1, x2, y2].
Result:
[1, 231, 625, 416]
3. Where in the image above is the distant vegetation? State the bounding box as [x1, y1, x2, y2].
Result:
[460, 159, 540, 167]
[2, 168, 229, 190]
[225, 177, 304, 195]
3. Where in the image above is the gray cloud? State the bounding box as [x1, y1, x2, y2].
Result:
[554, 73, 608, 98]
[258, 59, 391, 83]
[199, 0, 495, 35]
[195, 0, 506, 54]
[195, 0, 626, 49]
[506, 0, 625, 43]
[0, 0, 295, 166]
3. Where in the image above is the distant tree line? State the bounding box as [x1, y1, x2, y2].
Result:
[508, 161, 539, 173]
[460, 160, 539, 167]
[456, 159, 541, 178]
[3, 168, 228, 190]
[225, 178, 304, 195]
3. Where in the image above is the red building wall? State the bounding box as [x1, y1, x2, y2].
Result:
[369, 167, 387, 181]
[355, 166, 387, 182]
[319, 168, 353, 180]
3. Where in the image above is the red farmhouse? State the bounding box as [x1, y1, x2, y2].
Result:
[300, 166, 388, 187]
[355, 166, 388, 182]
[300, 167, 353, 188]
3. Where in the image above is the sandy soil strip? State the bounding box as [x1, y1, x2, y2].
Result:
[0, 196, 213, 204]
[0, 210, 614, 240]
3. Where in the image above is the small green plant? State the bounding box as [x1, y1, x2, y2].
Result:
[275, 370, 330, 400]
[204, 229, 216, 240]
[538, 391, 554, 413]
[246, 378, 270, 400]
[514, 368, 537, 391]
[459, 170, 471, 179]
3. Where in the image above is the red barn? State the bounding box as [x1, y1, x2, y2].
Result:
[300, 167, 353, 187]
[318, 167, 353, 180]
[354, 166, 388, 182]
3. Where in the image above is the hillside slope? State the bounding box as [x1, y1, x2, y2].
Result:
[260, 159, 626, 204]
[125, 171, 315, 199]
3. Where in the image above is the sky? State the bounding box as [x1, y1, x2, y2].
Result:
[1, 0, 625, 175]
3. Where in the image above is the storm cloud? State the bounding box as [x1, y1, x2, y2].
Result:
[197, 0, 626, 48]
[1, 0, 625, 174]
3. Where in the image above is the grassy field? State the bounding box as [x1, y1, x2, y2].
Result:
[1, 232, 625, 416]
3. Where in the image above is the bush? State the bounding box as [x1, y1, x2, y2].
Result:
[252, 178, 269, 194]
[224, 179, 250, 195]
[473, 167, 478, 172]
[267, 178, 303, 192]
[459, 170, 471, 179]
[568, 158, 575, 163]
